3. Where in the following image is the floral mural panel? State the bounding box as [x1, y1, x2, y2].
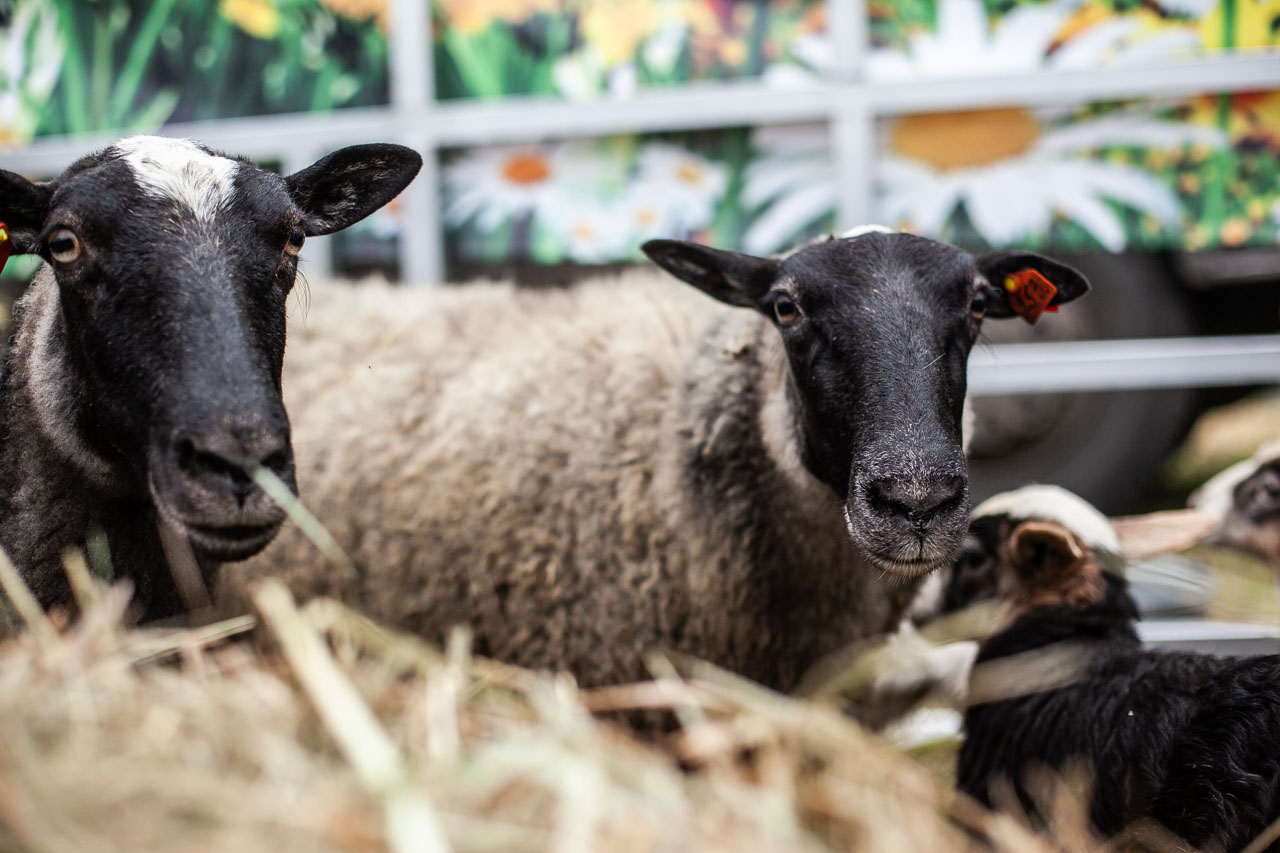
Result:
[439, 125, 837, 269]
[0, 0, 390, 148]
[868, 0, 1280, 82]
[431, 0, 827, 101]
[875, 92, 1280, 252]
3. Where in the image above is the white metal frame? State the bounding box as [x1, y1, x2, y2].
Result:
[3, 0, 1278, 390]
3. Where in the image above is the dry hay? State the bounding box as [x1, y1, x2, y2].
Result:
[0, 546, 1101, 853]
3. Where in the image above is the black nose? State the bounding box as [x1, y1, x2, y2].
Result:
[864, 474, 967, 535]
[172, 424, 292, 502]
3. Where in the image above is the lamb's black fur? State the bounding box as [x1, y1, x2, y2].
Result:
[0, 136, 421, 621]
[960, 564, 1280, 851]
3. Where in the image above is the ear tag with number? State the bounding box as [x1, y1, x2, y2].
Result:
[0, 223, 10, 277]
[1004, 268, 1057, 325]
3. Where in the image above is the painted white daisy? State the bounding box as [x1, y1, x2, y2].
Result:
[878, 106, 1229, 250]
[539, 195, 633, 263]
[633, 143, 728, 233]
[868, 0, 1071, 80]
[443, 141, 621, 233]
[0, 0, 63, 146]
[740, 123, 835, 255]
[858, 0, 1197, 81]
[614, 181, 678, 244]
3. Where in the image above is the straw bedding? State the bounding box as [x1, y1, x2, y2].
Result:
[0, 546, 1093, 853]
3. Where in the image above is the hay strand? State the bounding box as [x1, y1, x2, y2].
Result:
[253, 579, 451, 853]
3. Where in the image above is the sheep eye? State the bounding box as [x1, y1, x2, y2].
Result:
[773, 294, 800, 326]
[284, 229, 305, 256]
[970, 293, 987, 319]
[49, 229, 81, 264]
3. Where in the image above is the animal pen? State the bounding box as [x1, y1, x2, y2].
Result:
[2, 0, 1280, 850]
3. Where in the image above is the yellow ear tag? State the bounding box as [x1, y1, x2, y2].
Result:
[0, 223, 10, 277]
[1003, 268, 1058, 325]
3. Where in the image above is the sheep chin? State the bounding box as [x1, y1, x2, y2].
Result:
[147, 475, 282, 563]
[842, 502, 956, 580]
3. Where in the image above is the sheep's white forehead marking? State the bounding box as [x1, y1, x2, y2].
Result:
[973, 484, 1122, 560]
[840, 223, 895, 239]
[113, 136, 237, 222]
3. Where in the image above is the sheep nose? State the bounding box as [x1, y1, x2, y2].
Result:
[172, 426, 292, 503]
[864, 475, 967, 535]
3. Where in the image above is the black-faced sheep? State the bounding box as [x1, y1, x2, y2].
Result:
[0, 135, 422, 620]
[1192, 439, 1280, 571]
[223, 233, 1090, 691]
[949, 485, 1280, 850]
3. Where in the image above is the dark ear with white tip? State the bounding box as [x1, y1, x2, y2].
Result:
[642, 239, 780, 309]
[0, 169, 53, 254]
[1008, 520, 1086, 584]
[285, 144, 423, 237]
[977, 251, 1090, 319]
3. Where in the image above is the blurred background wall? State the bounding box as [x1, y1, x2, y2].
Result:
[1, 0, 1278, 512]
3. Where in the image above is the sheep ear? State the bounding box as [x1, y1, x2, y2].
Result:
[977, 251, 1090, 320]
[0, 169, 53, 254]
[286, 144, 423, 237]
[1008, 520, 1086, 583]
[643, 239, 779, 309]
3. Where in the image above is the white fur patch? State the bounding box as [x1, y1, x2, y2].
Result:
[1190, 438, 1280, 521]
[113, 136, 237, 222]
[961, 395, 975, 456]
[24, 271, 114, 484]
[973, 484, 1122, 564]
[840, 224, 895, 239]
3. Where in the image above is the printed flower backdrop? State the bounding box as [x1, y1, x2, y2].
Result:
[869, 0, 1280, 76]
[431, 0, 827, 100]
[441, 132, 790, 266]
[440, 86, 1280, 268]
[0, 0, 389, 145]
[877, 94, 1280, 251]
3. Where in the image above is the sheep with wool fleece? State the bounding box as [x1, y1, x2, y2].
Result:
[224, 231, 1090, 691]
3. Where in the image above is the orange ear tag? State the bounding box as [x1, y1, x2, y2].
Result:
[1003, 268, 1057, 325]
[0, 223, 10, 277]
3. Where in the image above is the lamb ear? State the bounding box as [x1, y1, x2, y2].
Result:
[977, 251, 1090, 319]
[1009, 520, 1086, 582]
[0, 169, 53, 254]
[286, 143, 423, 236]
[642, 239, 779, 309]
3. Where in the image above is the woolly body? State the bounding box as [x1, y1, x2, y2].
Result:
[227, 274, 917, 690]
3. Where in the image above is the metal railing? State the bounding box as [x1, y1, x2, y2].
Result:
[2, 0, 1276, 393]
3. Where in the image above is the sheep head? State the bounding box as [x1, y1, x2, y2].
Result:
[0, 136, 422, 563]
[643, 233, 1090, 579]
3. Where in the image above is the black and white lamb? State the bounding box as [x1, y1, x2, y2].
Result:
[0, 135, 422, 620]
[223, 230, 1090, 693]
[949, 485, 1280, 851]
[1192, 439, 1280, 571]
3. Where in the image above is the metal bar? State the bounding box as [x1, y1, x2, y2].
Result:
[387, 0, 441, 283]
[415, 53, 1280, 144]
[402, 142, 443, 283]
[969, 335, 1280, 395]
[833, 101, 875, 229]
[5, 54, 1272, 175]
[867, 53, 1280, 114]
[827, 0, 865, 80]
